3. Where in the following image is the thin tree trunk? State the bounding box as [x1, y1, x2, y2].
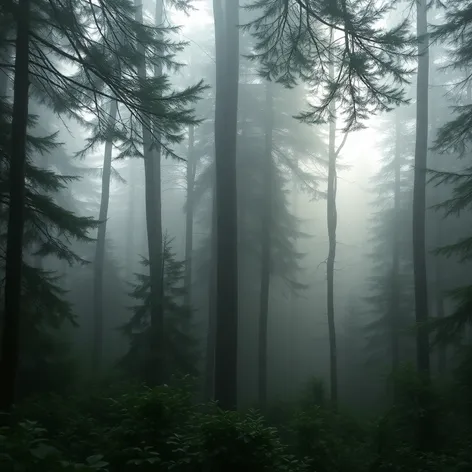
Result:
[125, 161, 136, 278]
[0, 0, 31, 414]
[413, 0, 433, 449]
[92, 99, 118, 373]
[430, 52, 447, 376]
[34, 153, 49, 270]
[135, 0, 164, 385]
[213, 0, 240, 410]
[0, 50, 11, 240]
[289, 160, 298, 400]
[184, 124, 196, 306]
[326, 49, 338, 408]
[391, 110, 401, 393]
[205, 175, 217, 401]
[0, 55, 8, 97]
[258, 82, 274, 409]
[435, 263, 446, 374]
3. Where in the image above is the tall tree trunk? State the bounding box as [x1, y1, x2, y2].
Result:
[0, 0, 31, 414]
[125, 161, 136, 278]
[434, 258, 446, 374]
[326, 53, 338, 408]
[135, 0, 164, 385]
[205, 175, 217, 401]
[34, 152, 49, 270]
[258, 82, 273, 409]
[288, 160, 298, 399]
[213, 0, 240, 410]
[92, 99, 118, 373]
[430, 51, 446, 375]
[0, 57, 8, 97]
[413, 0, 433, 449]
[390, 110, 401, 394]
[184, 124, 196, 306]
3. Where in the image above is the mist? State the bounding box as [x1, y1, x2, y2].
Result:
[1, 0, 472, 469]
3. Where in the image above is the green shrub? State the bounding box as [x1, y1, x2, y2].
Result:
[9, 385, 309, 471]
[289, 405, 371, 472]
[167, 407, 308, 471]
[0, 420, 108, 472]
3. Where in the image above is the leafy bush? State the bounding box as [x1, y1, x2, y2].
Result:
[289, 405, 371, 472]
[8, 384, 307, 472]
[168, 407, 308, 471]
[6, 378, 472, 472]
[0, 420, 108, 471]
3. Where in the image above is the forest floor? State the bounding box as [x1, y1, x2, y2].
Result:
[1, 378, 471, 471]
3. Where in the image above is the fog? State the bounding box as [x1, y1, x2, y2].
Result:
[2, 1, 472, 460]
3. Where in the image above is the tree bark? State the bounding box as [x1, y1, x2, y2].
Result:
[258, 82, 274, 409]
[125, 160, 136, 278]
[0, 56, 8, 97]
[92, 98, 117, 373]
[213, 0, 240, 410]
[390, 110, 401, 394]
[289, 160, 299, 399]
[326, 52, 338, 408]
[184, 124, 196, 306]
[0, 0, 31, 414]
[413, 0, 433, 449]
[204, 174, 217, 401]
[135, 0, 164, 385]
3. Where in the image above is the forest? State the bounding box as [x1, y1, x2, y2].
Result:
[1, 0, 472, 470]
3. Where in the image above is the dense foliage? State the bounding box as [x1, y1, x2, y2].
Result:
[3, 376, 472, 472]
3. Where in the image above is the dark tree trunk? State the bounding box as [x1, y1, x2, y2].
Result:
[413, 0, 433, 449]
[429, 53, 447, 376]
[135, 0, 164, 385]
[391, 110, 401, 394]
[205, 177, 217, 401]
[125, 161, 137, 278]
[0, 0, 31, 414]
[34, 152, 49, 270]
[92, 99, 118, 373]
[258, 83, 273, 409]
[288, 162, 299, 399]
[213, 0, 240, 410]
[326, 56, 338, 408]
[184, 124, 196, 306]
[435, 277, 446, 374]
[0, 57, 8, 97]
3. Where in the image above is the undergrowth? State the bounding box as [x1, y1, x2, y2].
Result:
[1, 371, 472, 472]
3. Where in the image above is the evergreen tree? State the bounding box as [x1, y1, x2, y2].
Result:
[0, 0, 205, 412]
[120, 236, 199, 380]
[244, 0, 413, 129]
[365, 108, 415, 381]
[427, 2, 472, 353]
[192, 80, 313, 405]
[1, 0, 34, 414]
[0, 97, 98, 411]
[258, 82, 274, 409]
[412, 0, 431, 397]
[213, 0, 240, 410]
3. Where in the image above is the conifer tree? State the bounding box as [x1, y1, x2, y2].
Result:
[213, 0, 240, 410]
[258, 82, 274, 409]
[365, 108, 415, 382]
[0, 0, 32, 414]
[413, 0, 431, 391]
[244, 0, 413, 129]
[184, 124, 196, 306]
[120, 236, 199, 380]
[0, 0, 205, 411]
[413, 3, 472, 350]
